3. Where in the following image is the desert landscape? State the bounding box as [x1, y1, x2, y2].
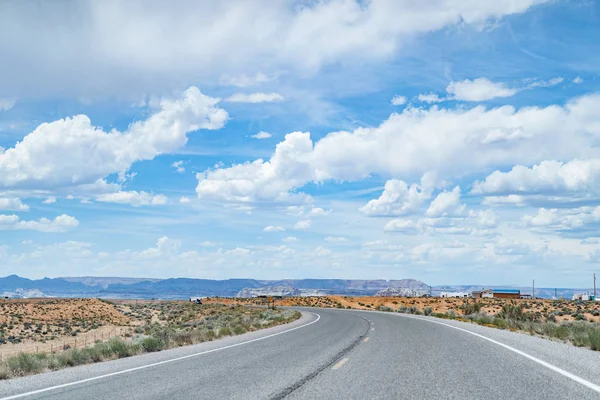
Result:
[0, 298, 299, 379]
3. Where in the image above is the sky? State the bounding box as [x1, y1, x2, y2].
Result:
[1, 0, 600, 287]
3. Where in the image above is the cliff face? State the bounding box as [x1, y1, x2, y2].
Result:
[236, 286, 302, 298]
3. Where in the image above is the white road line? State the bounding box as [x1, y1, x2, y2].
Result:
[395, 314, 600, 394]
[0, 313, 321, 400]
[332, 358, 348, 370]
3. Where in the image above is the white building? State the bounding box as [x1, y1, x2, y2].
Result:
[440, 292, 470, 298]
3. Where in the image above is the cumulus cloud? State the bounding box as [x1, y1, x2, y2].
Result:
[0, 1, 547, 98]
[0, 198, 29, 211]
[0, 214, 78, 232]
[473, 159, 600, 198]
[282, 236, 299, 243]
[360, 178, 431, 217]
[171, 161, 185, 173]
[251, 131, 272, 139]
[96, 191, 168, 206]
[425, 186, 465, 217]
[308, 207, 331, 217]
[391, 95, 407, 106]
[42, 197, 57, 204]
[446, 78, 517, 101]
[195, 94, 600, 203]
[179, 196, 191, 204]
[196, 131, 314, 203]
[417, 93, 443, 103]
[0, 87, 227, 191]
[573, 77, 583, 84]
[226, 93, 284, 103]
[294, 220, 312, 230]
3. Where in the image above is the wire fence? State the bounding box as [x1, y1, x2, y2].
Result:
[0, 326, 129, 361]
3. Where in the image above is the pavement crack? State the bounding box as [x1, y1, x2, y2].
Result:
[268, 315, 371, 400]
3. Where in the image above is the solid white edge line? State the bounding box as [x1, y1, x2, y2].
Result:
[0, 312, 321, 400]
[394, 313, 600, 394]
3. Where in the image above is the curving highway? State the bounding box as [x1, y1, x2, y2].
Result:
[0, 308, 599, 399]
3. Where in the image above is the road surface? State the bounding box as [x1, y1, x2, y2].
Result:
[1, 308, 599, 399]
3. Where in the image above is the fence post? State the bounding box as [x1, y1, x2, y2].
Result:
[74, 338, 77, 349]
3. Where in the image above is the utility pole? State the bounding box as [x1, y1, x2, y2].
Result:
[594, 273, 597, 301]
[554, 288, 557, 300]
[532, 279, 535, 300]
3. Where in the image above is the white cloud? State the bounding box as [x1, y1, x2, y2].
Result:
[171, 160, 185, 173]
[251, 131, 272, 139]
[313, 246, 331, 257]
[226, 93, 284, 103]
[425, 186, 465, 217]
[264, 225, 285, 232]
[473, 159, 600, 197]
[294, 220, 312, 230]
[528, 77, 564, 88]
[446, 78, 517, 101]
[384, 218, 422, 233]
[179, 196, 191, 204]
[96, 191, 168, 206]
[0, 98, 16, 111]
[391, 95, 407, 106]
[417, 93, 443, 103]
[0, 198, 29, 211]
[0, 214, 78, 232]
[195, 94, 600, 203]
[282, 236, 299, 243]
[200, 241, 219, 247]
[360, 178, 431, 217]
[42, 196, 57, 204]
[220, 73, 273, 87]
[196, 131, 314, 203]
[0, 87, 227, 191]
[573, 77, 583, 84]
[325, 236, 348, 243]
[308, 207, 331, 217]
[0, 1, 546, 98]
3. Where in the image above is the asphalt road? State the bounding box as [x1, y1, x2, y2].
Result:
[1, 308, 599, 399]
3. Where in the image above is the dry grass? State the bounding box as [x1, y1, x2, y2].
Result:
[0, 302, 300, 380]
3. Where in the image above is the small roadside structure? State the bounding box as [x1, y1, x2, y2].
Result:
[189, 297, 204, 304]
[492, 289, 520, 299]
[472, 289, 493, 298]
[572, 293, 595, 301]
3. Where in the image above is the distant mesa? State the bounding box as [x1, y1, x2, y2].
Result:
[375, 287, 428, 297]
[237, 286, 301, 298]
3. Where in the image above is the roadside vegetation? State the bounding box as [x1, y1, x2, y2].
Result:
[391, 301, 600, 352]
[0, 304, 299, 380]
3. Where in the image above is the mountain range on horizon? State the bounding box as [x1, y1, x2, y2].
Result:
[0, 275, 594, 300]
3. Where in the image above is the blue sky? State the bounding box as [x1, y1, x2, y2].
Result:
[1, 0, 600, 287]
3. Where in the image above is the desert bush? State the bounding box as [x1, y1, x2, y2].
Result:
[461, 302, 482, 315]
[423, 307, 433, 316]
[377, 306, 393, 312]
[141, 337, 164, 352]
[592, 309, 600, 317]
[6, 353, 45, 376]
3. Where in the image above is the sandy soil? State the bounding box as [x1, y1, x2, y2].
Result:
[204, 295, 600, 323]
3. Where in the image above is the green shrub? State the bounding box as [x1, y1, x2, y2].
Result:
[141, 337, 164, 352]
[6, 353, 45, 376]
[218, 327, 232, 337]
[423, 307, 433, 316]
[232, 325, 247, 335]
[461, 302, 482, 315]
[589, 327, 600, 351]
[377, 306, 393, 312]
